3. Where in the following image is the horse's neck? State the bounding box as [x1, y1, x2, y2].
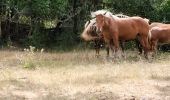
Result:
[104, 17, 111, 26]
[104, 17, 117, 31]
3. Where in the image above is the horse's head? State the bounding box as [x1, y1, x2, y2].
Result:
[86, 23, 98, 37]
[95, 14, 105, 34]
[81, 19, 99, 41]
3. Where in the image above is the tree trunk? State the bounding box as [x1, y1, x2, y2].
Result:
[0, 21, 1, 37]
[73, 0, 78, 34]
[29, 17, 33, 36]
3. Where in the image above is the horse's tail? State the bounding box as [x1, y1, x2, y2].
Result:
[147, 30, 152, 50]
[148, 30, 152, 40]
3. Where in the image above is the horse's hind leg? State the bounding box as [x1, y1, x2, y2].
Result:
[152, 41, 158, 56]
[112, 34, 122, 58]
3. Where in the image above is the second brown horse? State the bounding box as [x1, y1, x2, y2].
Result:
[150, 22, 170, 54]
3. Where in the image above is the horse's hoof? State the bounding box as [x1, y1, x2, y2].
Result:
[95, 55, 100, 58]
[138, 52, 142, 55]
[144, 55, 149, 60]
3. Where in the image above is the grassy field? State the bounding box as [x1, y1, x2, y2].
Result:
[0, 48, 170, 100]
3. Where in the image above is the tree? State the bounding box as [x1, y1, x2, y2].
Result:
[0, 0, 167, 49]
[159, 0, 170, 22]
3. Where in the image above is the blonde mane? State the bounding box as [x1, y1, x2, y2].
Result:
[115, 14, 129, 18]
[143, 18, 150, 24]
[84, 18, 96, 28]
[91, 10, 120, 20]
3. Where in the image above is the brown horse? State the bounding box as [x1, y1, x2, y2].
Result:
[150, 22, 170, 54]
[81, 12, 146, 57]
[81, 18, 134, 57]
[94, 11, 150, 58]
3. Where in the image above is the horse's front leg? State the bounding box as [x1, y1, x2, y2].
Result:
[120, 40, 125, 52]
[105, 43, 110, 57]
[140, 36, 150, 59]
[112, 33, 120, 58]
[94, 40, 100, 57]
[135, 39, 143, 55]
[108, 40, 114, 56]
[120, 40, 126, 58]
[95, 48, 100, 57]
[153, 41, 158, 56]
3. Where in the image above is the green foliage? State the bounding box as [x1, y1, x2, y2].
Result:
[159, 0, 170, 21]
[0, 0, 169, 50]
[22, 46, 37, 70]
[103, 0, 112, 4]
[49, 0, 69, 18]
[30, 0, 50, 18]
[24, 62, 35, 69]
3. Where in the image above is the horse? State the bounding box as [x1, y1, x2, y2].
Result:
[81, 12, 145, 57]
[149, 22, 170, 54]
[93, 10, 150, 59]
[81, 13, 132, 57]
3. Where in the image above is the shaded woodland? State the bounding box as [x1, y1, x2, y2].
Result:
[0, 0, 170, 50]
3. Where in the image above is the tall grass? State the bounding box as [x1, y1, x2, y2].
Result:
[0, 49, 170, 99]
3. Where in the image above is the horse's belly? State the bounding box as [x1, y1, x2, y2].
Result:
[119, 33, 136, 40]
[159, 38, 170, 44]
[157, 33, 170, 43]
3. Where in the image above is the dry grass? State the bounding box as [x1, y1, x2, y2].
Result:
[0, 49, 170, 100]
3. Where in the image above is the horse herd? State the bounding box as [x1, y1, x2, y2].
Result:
[81, 10, 170, 59]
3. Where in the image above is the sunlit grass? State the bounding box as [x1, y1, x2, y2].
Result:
[0, 49, 170, 99]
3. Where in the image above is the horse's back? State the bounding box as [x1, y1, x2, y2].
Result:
[150, 22, 170, 29]
[118, 17, 147, 27]
[150, 22, 165, 28]
[116, 17, 149, 40]
[131, 17, 149, 26]
[119, 17, 149, 33]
